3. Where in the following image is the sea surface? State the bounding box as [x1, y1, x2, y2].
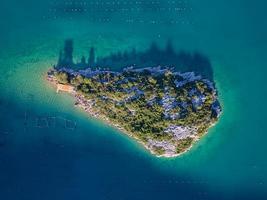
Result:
[0, 0, 267, 199]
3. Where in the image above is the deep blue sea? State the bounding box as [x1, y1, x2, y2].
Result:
[1, 0, 267, 199]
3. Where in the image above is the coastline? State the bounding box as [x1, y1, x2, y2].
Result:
[46, 73, 219, 158]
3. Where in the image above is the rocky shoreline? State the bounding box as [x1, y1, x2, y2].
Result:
[74, 92, 186, 158]
[47, 69, 221, 158]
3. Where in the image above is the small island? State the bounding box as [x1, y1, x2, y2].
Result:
[47, 40, 221, 157]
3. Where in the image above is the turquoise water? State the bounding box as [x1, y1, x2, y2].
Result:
[1, 0, 267, 199]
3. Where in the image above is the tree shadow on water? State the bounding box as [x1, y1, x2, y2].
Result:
[56, 39, 214, 80]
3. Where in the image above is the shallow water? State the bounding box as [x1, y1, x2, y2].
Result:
[1, 0, 267, 199]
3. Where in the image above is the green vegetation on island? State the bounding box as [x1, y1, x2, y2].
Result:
[48, 66, 221, 157]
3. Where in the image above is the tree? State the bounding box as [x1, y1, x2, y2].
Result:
[55, 72, 69, 84]
[148, 76, 157, 85]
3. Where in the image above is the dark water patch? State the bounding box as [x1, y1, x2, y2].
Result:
[56, 39, 214, 80]
[0, 136, 228, 200]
